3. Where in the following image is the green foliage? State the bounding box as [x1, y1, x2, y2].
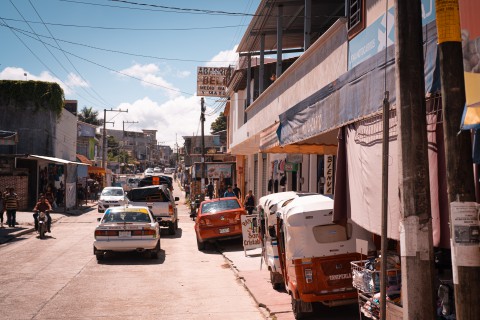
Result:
[79, 106, 102, 125]
[210, 112, 226, 134]
[0, 80, 64, 117]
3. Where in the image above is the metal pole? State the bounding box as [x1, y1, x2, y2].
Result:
[102, 109, 107, 169]
[201, 98, 206, 194]
[380, 92, 389, 319]
[276, 5, 283, 78]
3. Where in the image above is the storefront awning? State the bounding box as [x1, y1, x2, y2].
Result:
[88, 166, 106, 174]
[260, 122, 338, 154]
[25, 154, 88, 166]
[0, 130, 18, 145]
[461, 72, 480, 129]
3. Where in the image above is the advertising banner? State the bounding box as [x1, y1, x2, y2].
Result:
[241, 214, 262, 253]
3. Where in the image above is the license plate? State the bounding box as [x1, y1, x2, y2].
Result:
[219, 228, 230, 234]
[118, 231, 131, 237]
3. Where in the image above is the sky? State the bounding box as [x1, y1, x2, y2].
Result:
[0, 0, 259, 148]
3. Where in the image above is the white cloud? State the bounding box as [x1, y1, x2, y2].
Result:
[176, 70, 191, 78]
[0, 67, 89, 95]
[206, 45, 239, 68]
[119, 63, 181, 99]
[110, 95, 216, 148]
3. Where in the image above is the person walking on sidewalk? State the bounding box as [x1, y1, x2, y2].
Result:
[233, 184, 241, 200]
[0, 190, 5, 228]
[223, 186, 236, 198]
[33, 195, 52, 233]
[244, 190, 256, 215]
[5, 188, 19, 228]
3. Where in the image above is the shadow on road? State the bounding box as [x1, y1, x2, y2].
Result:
[160, 227, 183, 239]
[95, 249, 166, 265]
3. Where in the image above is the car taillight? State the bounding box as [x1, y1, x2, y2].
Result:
[131, 229, 156, 236]
[305, 268, 313, 284]
[95, 230, 118, 237]
[199, 218, 212, 226]
[169, 204, 174, 215]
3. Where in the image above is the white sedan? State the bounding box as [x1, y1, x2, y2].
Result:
[93, 206, 160, 261]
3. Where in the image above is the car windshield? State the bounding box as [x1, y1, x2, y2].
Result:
[201, 199, 241, 214]
[101, 189, 124, 196]
[102, 210, 151, 223]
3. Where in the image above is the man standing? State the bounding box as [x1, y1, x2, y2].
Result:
[232, 184, 241, 199]
[223, 186, 236, 198]
[207, 181, 214, 200]
[5, 188, 19, 228]
[244, 190, 256, 215]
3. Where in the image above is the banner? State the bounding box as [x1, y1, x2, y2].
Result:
[197, 67, 232, 97]
[241, 214, 262, 251]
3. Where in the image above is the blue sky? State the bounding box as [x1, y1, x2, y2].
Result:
[0, 0, 259, 147]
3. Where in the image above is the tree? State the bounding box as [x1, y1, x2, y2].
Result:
[78, 106, 102, 125]
[210, 112, 226, 134]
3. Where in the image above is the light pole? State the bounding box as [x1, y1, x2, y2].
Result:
[102, 108, 128, 169]
[123, 120, 138, 173]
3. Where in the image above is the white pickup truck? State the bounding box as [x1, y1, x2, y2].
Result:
[126, 185, 179, 235]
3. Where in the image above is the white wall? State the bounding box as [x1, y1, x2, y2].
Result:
[55, 109, 78, 161]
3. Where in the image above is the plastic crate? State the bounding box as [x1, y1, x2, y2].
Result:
[351, 260, 401, 294]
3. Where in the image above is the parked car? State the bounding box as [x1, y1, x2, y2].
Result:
[97, 187, 128, 213]
[194, 197, 247, 250]
[153, 167, 162, 173]
[164, 167, 175, 174]
[144, 168, 154, 176]
[126, 185, 179, 235]
[93, 206, 160, 261]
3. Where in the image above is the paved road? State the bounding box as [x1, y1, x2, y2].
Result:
[0, 186, 266, 320]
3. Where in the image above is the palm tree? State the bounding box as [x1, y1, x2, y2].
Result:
[78, 106, 102, 125]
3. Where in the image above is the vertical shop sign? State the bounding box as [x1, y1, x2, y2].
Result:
[241, 214, 262, 255]
[324, 155, 334, 195]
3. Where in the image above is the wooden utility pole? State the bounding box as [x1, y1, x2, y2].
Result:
[435, 1, 480, 318]
[394, 0, 436, 318]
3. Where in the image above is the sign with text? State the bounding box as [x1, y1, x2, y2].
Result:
[324, 155, 334, 195]
[241, 214, 262, 251]
[197, 67, 232, 97]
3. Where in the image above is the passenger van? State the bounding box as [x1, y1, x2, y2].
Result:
[257, 192, 316, 289]
[275, 194, 375, 319]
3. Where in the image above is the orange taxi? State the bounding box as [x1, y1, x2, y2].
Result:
[194, 197, 246, 250]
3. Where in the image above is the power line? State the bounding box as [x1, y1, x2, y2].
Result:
[27, 0, 114, 108]
[0, 16, 247, 31]
[0, 23, 237, 63]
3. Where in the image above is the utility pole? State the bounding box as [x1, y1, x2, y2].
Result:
[201, 97, 206, 194]
[436, 1, 479, 318]
[102, 108, 128, 169]
[394, 0, 435, 318]
[122, 120, 138, 173]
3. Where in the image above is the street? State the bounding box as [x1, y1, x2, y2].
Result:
[0, 184, 360, 320]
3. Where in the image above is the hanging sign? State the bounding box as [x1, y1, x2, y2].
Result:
[324, 155, 334, 195]
[197, 67, 232, 97]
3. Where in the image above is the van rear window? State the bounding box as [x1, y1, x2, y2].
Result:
[312, 224, 349, 243]
[127, 188, 170, 202]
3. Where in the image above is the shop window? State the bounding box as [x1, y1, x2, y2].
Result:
[347, 0, 365, 39]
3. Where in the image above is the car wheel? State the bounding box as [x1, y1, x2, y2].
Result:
[174, 219, 178, 230]
[168, 222, 176, 235]
[270, 271, 283, 290]
[96, 253, 104, 262]
[196, 235, 206, 251]
[150, 241, 160, 259]
[291, 296, 311, 320]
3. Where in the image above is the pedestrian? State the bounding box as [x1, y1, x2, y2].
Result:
[244, 190, 256, 215]
[0, 190, 5, 228]
[207, 181, 214, 200]
[45, 186, 56, 209]
[224, 185, 236, 198]
[5, 187, 19, 227]
[232, 184, 241, 199]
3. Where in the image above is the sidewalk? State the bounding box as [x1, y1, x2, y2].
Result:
[221, 247, 294, 320]
[0, 201, 98, 244]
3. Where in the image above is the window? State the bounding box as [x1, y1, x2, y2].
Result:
[201, 199, 241, 214]
[347, 0, 365, 39]
[312, 223, 352, 244]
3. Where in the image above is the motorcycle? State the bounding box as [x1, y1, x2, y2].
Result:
[190, 194, 204, 221]
[37, 211, 48, 239]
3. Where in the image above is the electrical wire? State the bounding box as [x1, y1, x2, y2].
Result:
[0, 23, 237, 64]
[0, 16, 247, 32]
[27, 0, 114, 108]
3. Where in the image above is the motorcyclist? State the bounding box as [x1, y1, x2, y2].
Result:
[33, 194, 52, 233]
